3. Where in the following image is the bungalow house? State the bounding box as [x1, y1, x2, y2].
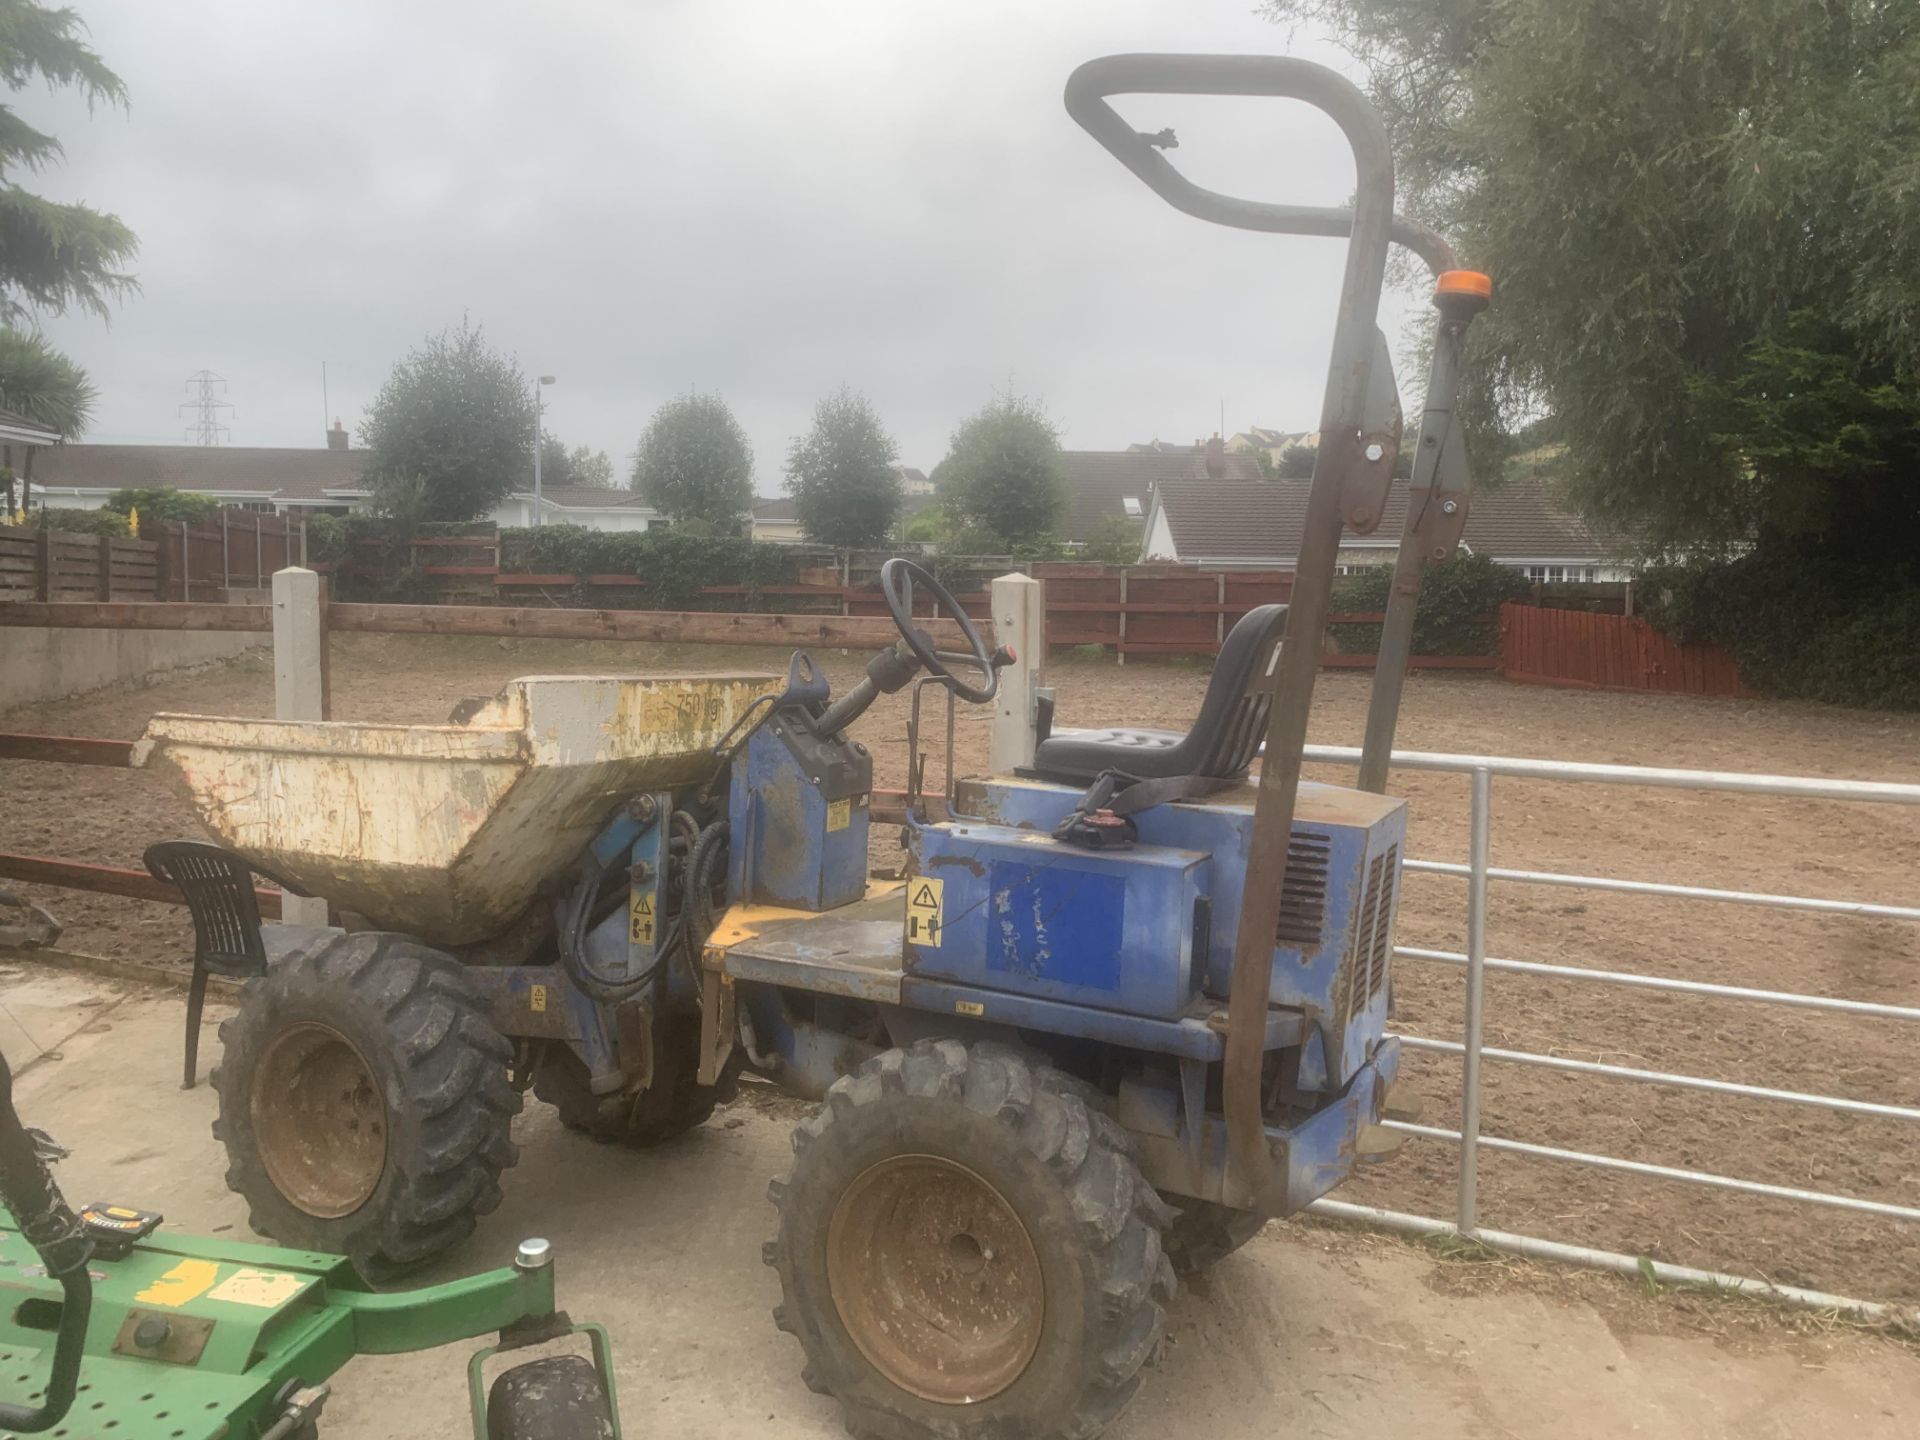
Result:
[1141, 476, 1632, 581]
[1057, 443, 1264, 544]
[26, 439, 661, 532]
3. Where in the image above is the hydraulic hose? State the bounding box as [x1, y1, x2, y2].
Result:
[678, 820, 729, 986]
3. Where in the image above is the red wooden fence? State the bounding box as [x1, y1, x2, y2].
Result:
[1500, 602, 1747, 697]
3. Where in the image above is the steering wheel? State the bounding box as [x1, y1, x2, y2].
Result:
[880, 558, 1000, 705]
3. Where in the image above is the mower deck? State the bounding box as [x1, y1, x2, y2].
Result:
[0, 1212, 560, 1440]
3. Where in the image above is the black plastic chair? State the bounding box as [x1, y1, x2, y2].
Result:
[143, 840, 310, 1090]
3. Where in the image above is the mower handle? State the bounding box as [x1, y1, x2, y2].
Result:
[1063, 53, 1458, 275]
[0, 1051, 92, 1434]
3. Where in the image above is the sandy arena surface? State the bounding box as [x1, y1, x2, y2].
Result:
[4, 634, 1919, 1307]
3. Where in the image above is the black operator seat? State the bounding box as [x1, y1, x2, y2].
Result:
[1028, 603, 1288, 784]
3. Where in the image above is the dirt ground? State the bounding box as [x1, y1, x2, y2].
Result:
[4, 969, 1915, 1440]
[4, 634, 1919, 1307]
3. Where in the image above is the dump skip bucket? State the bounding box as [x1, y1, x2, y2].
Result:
[135, 673, 780, 945]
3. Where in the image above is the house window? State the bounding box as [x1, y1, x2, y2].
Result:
[1121, 496, 1143, 518]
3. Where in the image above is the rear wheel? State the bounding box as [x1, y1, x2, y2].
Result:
[486, 1355, 615, 1440]
[533, 1008, 734, 1145]
[212, 932, 520, 1280]
[765, 1040, 1175, 1440]
[1160, 1196, 1268, 1277]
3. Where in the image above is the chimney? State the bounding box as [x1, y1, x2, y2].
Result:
[1205, 433, 1226, 479]
[326, 418, 349, 451]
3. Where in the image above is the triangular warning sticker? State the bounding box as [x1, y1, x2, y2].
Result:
[911, 883, 938, 909]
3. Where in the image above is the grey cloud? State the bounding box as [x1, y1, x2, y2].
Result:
[28, 0, 1422, 485]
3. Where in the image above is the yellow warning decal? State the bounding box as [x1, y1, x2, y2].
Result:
[135, 1259, 219, 1308]
[529, 983, 548, 1013]
[630, 888, 656, 946]
[207, 1267, 308, 1309]
[906, 876, 943, 948]
[827, 797, 851, 832]
[955, 1000, 985, 1017]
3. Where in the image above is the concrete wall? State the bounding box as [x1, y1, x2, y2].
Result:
[1, 622, 261, 712]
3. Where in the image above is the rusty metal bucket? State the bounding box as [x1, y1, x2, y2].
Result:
[133, 673, 779, 945]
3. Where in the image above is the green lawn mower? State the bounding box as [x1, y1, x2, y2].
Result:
[0, 1050, 621, 1439]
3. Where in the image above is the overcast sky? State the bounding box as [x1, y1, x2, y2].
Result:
[26, 0, 1422, 491]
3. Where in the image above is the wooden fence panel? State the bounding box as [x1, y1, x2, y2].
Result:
[0, 524, 165, 600]
[1499, 602, 1746, 696]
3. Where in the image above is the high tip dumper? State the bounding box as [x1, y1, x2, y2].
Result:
[135, 52, 1486, 1440]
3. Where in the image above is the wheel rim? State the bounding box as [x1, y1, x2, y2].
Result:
[826, 1154, 1044, 1404]
[251, 1022, 387, 1219]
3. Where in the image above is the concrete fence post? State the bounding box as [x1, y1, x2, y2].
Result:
[272, 566, 332, 926]
[990, 572, 1047, 774]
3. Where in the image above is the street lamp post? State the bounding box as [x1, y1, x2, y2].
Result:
[532, 374, 557, 525]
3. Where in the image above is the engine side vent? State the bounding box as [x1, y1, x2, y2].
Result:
[1342, 849, 1389, 1021]
[1274, 831, 1333, 947]
[1364, 843, 1397, 1002]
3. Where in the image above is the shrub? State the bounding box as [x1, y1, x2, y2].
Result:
[102, 486, 218, 523]
[304, 513, 347, 563]
[27, 506, 128, 536]
[1333, 552, 1532, 655]
[1640, 548, 1920, 710]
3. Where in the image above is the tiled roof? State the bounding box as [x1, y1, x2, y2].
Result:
[535, 484, 652, 509]
[29, 444, 365, 501]
[753, 496, 799, 521]
[1152, 476, 1623, 563]
[1056, 449, 1264, 542]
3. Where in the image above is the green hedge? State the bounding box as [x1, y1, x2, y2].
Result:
[1640, 549, 1920, 710]
[503, 526, 813, 609]
[23, 507, 130, 537]
[1332, 553, 1532, 655]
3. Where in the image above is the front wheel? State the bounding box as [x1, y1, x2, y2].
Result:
[765, 1040, 1175, 1440]
[212, 932, 521, 1280]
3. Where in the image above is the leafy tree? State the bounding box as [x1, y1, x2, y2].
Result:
[933, 392, 1065, 547]
[1244, 446, 1278, 479]
[0, 325, 93, 509]
[631, 392, 755, 532]
[359, 318, 535, 521]
[568, 444, 615, 489]
[103, 485, 216, 523]
[785, 385, 901, 547]
[1261, 0, 1920, 563]
[0, 2, 138, 326]
[1277, 442, 1316, 478]
[533, 436, 615, 490]
[901, 503, 1001, 555]
[1080, 515, 1144, 563]
[537, 432, 572, 489]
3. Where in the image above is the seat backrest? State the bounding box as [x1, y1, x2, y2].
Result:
[1189, 603, 1288, 778]
[143, 840, 268, 975]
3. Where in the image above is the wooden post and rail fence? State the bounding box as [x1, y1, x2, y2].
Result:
[0, 566, 1747, 924]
